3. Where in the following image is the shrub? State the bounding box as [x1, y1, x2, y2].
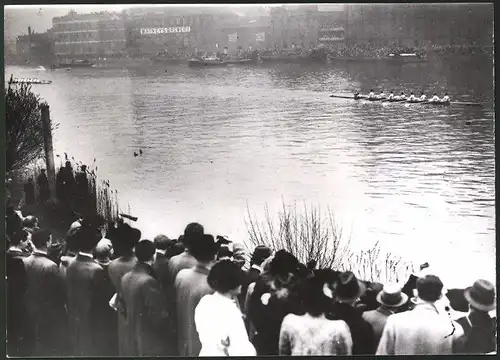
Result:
[244, 200, 414, 284]
[5, 78, 45, 174]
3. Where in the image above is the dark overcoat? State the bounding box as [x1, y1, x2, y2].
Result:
[153, 251, 171, 292]
[6, 249, 30, 356]
[65, 253, 110, 356]
[239, 267, 261, 312]
[108, 255, 137, 356]
[24, 252, 68, 356]
[121, 263, 173, 356]
[93, 262, 118, 356]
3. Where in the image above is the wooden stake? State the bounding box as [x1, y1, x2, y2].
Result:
[40, 103, 56, 204]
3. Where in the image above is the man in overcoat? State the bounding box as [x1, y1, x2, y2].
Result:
[167, 222, 203, 284]
[65, 218, 110, 356]
[362, 284, 408, 347]
[108, 223, 140, 355]
[153, 233, 172, 291]
[6, 230, 30, 356]
[121, 240, 173, 356]
[376, 275, 464, 355]
[23, 229, 68, 356]
[174, 234, 218, 356]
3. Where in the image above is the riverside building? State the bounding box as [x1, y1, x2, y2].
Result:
[124, 6, 239, 57]
[51, 10, 126, 61]
[317, 5, 346, 49]
[217, 17, 272, 53]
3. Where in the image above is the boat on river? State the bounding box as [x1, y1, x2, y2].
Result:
[10, 77, 52, 85]
[224, 58, 254, 65]
[51, 59, 95, 69]
[152, 56, 185, 65]
[188, 56, 227, 67]
[386, 53, 427, 63]
[329, 94, 481, 107]
[328, 52, 427, 64]
[259, 54, 309, 63]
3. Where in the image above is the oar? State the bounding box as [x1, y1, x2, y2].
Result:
[449, 101, 482, 107]
[329, 94, 356, 99]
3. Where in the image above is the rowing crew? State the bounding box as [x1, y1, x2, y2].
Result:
[355, 90, 450, 103]
[12, 78, 44, 83]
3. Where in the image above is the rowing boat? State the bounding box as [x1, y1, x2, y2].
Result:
[329, 94, 481, 106]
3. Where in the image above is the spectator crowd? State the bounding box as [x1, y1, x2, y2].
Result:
[5, 206, 496, 357]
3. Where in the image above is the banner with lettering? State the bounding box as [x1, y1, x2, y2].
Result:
[140, 27, 191, 35]
[256, 32, 265, 42]
[228, 33, 238, 43]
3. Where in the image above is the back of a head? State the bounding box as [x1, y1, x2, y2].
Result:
[95, 239, 113, 260]
[269, 249, 299, 276]
[183, 222, 204, 249]
[76, 222, 102, 253]
[300, 270, 333, 316]
[154, 234, 171, 251]
[167, 241, 185, 258]
[23, 215, 38, 229]
[10, 229, 29, 247]
[251, 245, 273, 266]
[207, 259, 245, 293]
[32, 229, 51, 249]
[417, 275, 444, 303]
[217, 245, 233, 260]
[115, 224, 141, 255]
[135, 240, 156, 263]
[190, 234, 217, 263]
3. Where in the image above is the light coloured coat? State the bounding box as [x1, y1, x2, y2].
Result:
[362, 306, 395, 347]
[195, 292, 256, 356]
[376, 302, 464, 355]
[174, 264, 214, 356]
[167, 250, 197, 285]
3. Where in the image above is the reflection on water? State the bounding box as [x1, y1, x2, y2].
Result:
[5, 59, 494, 288]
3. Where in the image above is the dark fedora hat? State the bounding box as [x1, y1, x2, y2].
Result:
[376, 284, 408, 308]
[252, 245, 272, 263]
[335, 271, 366, 302]
[464, 279, 496, 312]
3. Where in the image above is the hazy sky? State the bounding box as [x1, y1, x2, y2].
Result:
[4, 4, 340, 38]
[4, 4, 272, 38]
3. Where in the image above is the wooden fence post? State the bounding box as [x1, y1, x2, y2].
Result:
[40, 103, 57, 204]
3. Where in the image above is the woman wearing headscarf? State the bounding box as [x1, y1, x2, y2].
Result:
[194, 260, 256, 356]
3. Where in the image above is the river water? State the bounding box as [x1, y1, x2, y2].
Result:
[6, 58, 494, 288]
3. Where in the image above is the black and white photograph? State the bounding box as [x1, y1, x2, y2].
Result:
[4, 3, 495, 357]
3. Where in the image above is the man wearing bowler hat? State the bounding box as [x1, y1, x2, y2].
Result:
[363, 284, 408, 347]
[455, 279, 496, 354]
